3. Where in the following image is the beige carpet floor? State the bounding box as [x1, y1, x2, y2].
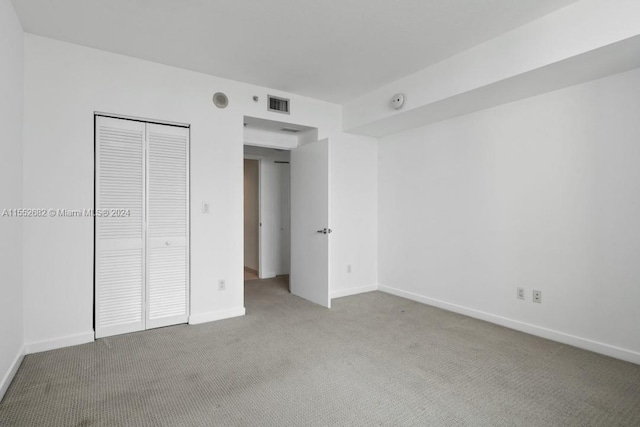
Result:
[1, 276, 639, 426]
[244, 267, 258, 281]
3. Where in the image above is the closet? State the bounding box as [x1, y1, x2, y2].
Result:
[94, 115, 190, 338]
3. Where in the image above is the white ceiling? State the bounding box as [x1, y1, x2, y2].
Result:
[12, 0, 579, 104]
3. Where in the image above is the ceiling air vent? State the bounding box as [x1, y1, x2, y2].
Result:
[268, 95, 290, 114]
[280, 128, 299, 133]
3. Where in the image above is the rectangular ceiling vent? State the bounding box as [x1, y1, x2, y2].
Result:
[268, 95, 290, 114]
[280, 127, 299, 133]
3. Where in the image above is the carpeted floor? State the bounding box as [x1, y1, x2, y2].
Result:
[1, 276, 639, 426]
[244, 267, 258, 281]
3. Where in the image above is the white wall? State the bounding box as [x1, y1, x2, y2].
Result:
[0, 0, 24, 399]
[378, 67, 640, 363]
[22, 34, 378, 350]
[244, 127, 298, 150]
[243, 159, 259, 271]
[330, 134, 378, 298]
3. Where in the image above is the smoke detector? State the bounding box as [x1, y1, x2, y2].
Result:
[390, 93, 405, 110]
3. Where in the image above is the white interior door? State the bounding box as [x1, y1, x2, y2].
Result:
[290, 138, 330, 308]
[95, 116, 145, 338]
[146, 123, 190, 329]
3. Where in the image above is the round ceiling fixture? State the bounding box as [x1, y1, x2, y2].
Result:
[391, 93, 405, 110]
[212, 92, 229, 109]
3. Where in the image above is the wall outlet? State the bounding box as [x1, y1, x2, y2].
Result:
[517, 287, 525, 300]
[218, 279, 226, 291]
[347, 264, 352, 273]
[202, 202, 210, 214]
[533, 290, 542, 303]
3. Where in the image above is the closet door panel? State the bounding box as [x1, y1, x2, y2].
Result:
[146, 123, 189, 329]
[95, 117, 145, 338]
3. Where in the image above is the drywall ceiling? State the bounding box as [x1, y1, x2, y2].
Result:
[12, 0, 579, 104]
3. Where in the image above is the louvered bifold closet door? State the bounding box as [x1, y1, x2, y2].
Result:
[146, 123, 189, 329]
[95, 117, 145, 338]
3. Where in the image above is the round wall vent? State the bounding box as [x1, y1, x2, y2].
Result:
[212, 92, 229, 109]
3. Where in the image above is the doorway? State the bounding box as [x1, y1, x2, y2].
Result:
[243, 146, 291, 282]
[242, 116, 331, 309]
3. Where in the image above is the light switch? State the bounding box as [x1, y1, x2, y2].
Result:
[202, 202, 210, 213]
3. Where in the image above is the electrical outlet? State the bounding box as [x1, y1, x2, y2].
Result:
[347, 264, 352, 273]
[218, 279, 226, 291]
[517, 287, 525, 300]
[533, 290, 542, 303]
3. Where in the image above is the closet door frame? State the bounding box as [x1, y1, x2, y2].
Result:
[94, 112, 191, 338]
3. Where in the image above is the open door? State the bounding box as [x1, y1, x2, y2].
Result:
[290, 138, 331, 308]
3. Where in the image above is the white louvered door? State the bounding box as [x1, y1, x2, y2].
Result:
[146, 123, 189, 329]
[95, 116, 189, 338]
[95, 117, 146, 338]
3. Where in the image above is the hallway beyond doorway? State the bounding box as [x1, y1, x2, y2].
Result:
[244, 267, 258, 281]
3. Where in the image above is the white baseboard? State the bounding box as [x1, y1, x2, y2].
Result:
[189, 307, 246, 325]
[378, 284, 640, 365]
[259, 271, 276, 279]
[0, 345, 24, 402]
[331, 284, 379, 299]
[25, 331, 95, 355]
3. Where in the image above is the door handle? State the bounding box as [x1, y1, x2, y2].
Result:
[316, 228, 333, 234]
[166, 241, 171, 246]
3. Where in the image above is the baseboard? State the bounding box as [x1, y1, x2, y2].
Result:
[259, 271, 276, 279]
[25, 331, 95, 355]
[378, 284, 640, 365]
[0, 345, 24, 402]
[331, 284, 379, 299]
[189, 307, 246, 325]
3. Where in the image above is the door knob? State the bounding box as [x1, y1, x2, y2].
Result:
[166, 241, 171, 246]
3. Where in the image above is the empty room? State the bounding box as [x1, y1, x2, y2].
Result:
[1, 0, 639, 425]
